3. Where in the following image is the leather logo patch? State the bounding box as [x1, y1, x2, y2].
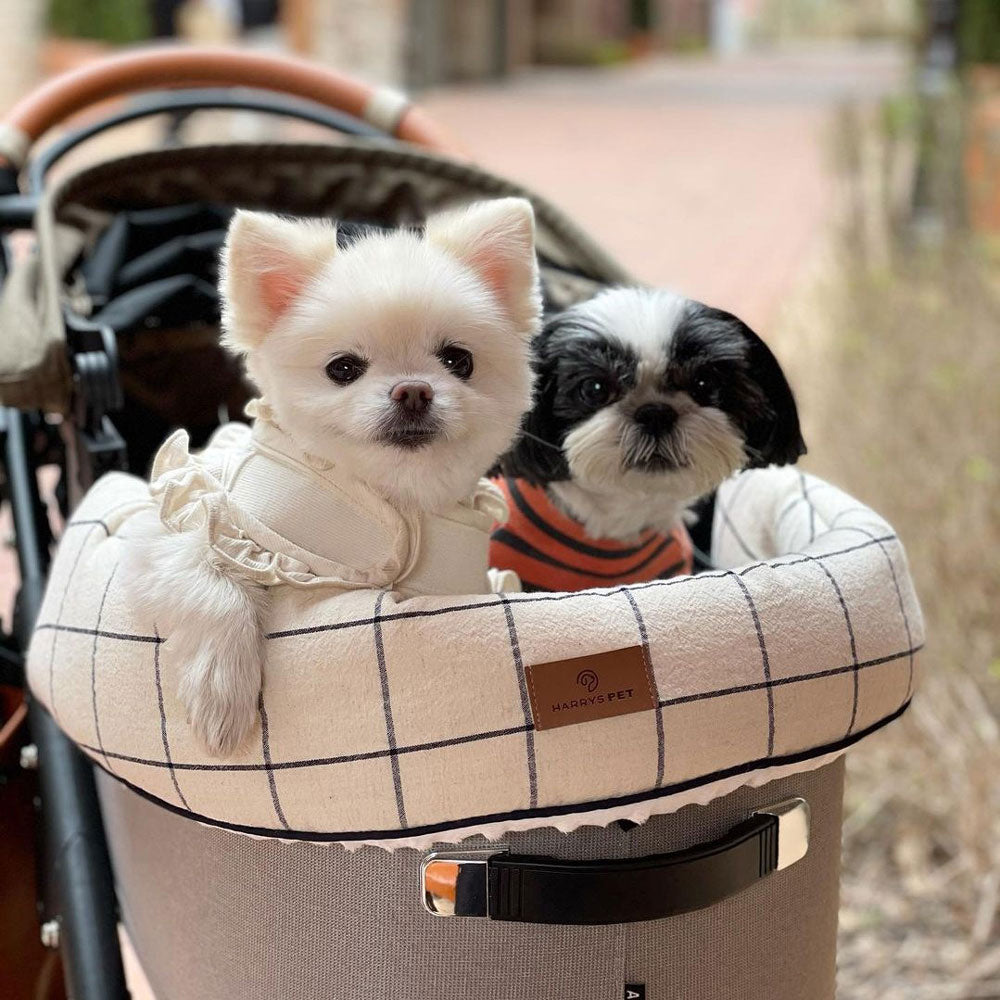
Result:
[525, 646, 656, 731]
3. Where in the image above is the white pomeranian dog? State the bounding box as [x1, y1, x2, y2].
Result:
[126, 198, 540, 755]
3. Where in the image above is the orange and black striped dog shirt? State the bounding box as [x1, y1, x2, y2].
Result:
[489, 477, 693, 592]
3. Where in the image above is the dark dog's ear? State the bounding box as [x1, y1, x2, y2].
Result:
[738, 320, 806, 468]
[690, 306, 806, 468]
[498, 321, 571, 484]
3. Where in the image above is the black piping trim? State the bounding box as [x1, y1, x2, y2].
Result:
[73, 697, 911, 843]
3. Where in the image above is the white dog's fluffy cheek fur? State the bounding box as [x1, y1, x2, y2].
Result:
[254, 333, 534, 512]
[558, 406, 747, 539]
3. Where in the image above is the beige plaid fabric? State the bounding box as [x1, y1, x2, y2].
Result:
[27, 465, 922, 848]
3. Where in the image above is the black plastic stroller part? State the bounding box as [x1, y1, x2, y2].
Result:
[91, 274, 220, 333]
[0, 192, 39, 228]
[82, 203, 232, 308]
[26, 87, 383, 195]
[114, 228, 227, 297]
[30, 701, 130, 1000]
[0, 413, 126, 999]
[64, 313, 128, 485]
[2, 409, 52, 653]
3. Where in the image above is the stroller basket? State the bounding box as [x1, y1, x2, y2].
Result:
[0, 47, 923, 1000]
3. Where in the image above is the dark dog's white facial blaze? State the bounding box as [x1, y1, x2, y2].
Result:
[501, 287, 805, 539]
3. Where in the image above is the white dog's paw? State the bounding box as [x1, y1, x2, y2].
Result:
[180, 659, 261, 757]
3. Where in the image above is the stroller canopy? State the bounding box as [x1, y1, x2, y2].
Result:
[0, 140, 627, 417]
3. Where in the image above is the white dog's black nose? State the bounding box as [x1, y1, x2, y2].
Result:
[390, 381, 434, 414]
[634, 403, 677, 436]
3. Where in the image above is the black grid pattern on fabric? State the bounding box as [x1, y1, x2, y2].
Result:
[499, 592, 539, 810]
[257, 691, 290, 830]
[827, 516, 917, 701]
[726, 571, 775, 757]
[70, 642, 921, 775]
[47, 523, 103, 722]
[372, 590, 408, 829]
[75, 697, 911, 844]
[261, 534, 900, 640]
[622, 587, 665, 788]
[795, 552, 861, 736]
[42, 494, 918, 839]
[713, 474, 758, 560]
[152, 627, 190, 810]
[798, 485, 918, 704]
[89, 565, 119, 772]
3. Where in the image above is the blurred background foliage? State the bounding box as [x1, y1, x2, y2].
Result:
[48, 0, 151, 45]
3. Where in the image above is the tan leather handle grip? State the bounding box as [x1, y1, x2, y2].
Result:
[0, 46, 460, 168]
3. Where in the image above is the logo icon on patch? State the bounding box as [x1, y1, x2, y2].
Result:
[576, 669, 599, 693]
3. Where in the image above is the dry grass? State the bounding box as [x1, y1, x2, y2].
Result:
[771, 102, 1000, 998]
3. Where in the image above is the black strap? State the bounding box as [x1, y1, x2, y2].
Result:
[488, 814, 778, 925]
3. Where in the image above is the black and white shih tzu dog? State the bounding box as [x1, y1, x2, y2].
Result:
[497, 286, 806, 559]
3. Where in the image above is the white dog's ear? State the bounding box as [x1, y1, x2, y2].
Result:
[426, 197, 541, 335]
[220, 211, 337, 351]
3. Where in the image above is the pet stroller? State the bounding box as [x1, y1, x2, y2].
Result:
[0, 48, 923, 1000]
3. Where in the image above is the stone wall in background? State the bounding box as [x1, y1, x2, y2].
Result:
[312, 0, 409, 86]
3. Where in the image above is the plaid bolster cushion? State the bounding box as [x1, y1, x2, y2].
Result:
[26, 465, 922, 849]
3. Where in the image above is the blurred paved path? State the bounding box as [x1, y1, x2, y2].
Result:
[423, 42, 905, 330]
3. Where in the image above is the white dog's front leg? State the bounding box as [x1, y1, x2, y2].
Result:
[125, 517, 269, 756]
[175, 586, 266, 757]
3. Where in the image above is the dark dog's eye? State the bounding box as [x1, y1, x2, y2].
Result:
[325, 354, 368, 385]
[437, 345, 474, 381]
[690, 376, 714, 405]
[579, 377, 613, 407]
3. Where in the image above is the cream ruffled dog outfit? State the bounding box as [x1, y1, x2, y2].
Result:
[147, 400, 518, 598]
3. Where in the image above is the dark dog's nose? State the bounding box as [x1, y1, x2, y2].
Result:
[390, 381, 434, 414]
[634, 403, 677, 436]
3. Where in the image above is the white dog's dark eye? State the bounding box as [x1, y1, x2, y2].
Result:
[437, 345, 474, 381]
[325, 354, 368, 385]
[579, 378, 612, 407]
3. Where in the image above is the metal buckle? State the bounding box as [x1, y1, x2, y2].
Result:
[754, 797, 810, 871]
[420, 849, 501, 917]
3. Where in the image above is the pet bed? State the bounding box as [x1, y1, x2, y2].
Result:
[27, 462, 921, 847]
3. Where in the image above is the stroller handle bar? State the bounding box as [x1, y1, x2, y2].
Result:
[0, 46, 461, 170]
